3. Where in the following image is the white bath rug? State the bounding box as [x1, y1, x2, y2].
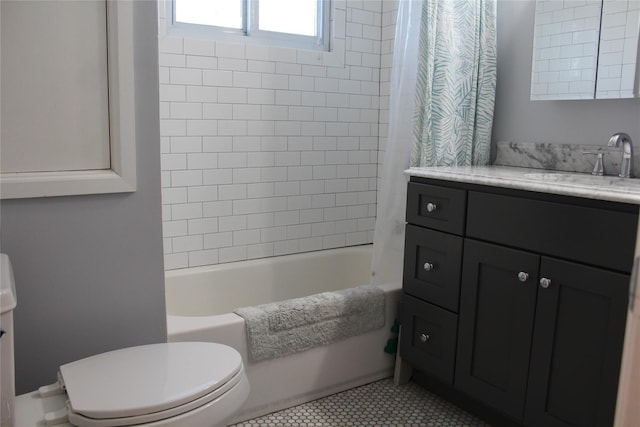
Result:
[234, 284, 385, 362]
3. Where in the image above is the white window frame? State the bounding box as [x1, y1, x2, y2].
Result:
[169, 0, 331, 51]
[0, 1, 137, 200]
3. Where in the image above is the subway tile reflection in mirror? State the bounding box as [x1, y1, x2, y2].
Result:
[531, 0, 640, 100]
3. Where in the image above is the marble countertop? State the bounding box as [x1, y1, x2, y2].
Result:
[406, 165, 640, 205]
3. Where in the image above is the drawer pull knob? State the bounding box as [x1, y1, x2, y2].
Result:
[539, 277, 551, 289]
[426, 202, 437, 213]
[423, 262, 435, 272]
[420, 333, 430, 343]
[517, 271, 529, 282]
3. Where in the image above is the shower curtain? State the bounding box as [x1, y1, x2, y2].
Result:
[371, 0, 497, 286]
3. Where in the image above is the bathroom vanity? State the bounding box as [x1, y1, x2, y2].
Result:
[398, 166, 640, 427]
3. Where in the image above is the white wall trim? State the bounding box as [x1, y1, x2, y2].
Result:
[0, 1, 137, 199]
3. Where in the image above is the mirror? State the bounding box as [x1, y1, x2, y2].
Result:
[531, 0, 640, 100]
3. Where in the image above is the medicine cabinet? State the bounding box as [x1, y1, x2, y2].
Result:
[0, 1, 137, 199]
[531, 0, 640, 100]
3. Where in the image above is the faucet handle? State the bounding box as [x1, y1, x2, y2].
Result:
[582, 151, 605, 176]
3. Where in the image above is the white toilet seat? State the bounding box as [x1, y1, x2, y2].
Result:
[66, 364, 247, 427]
[40, 342, 249, 427]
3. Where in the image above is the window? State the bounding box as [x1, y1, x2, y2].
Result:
[172, 0, 330, 50]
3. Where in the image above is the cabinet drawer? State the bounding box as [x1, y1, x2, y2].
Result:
[400, 295, 458, 384]
[466, 191, 638, 272]
[406, 182, 466, 235]
[403, 224, 463, 312]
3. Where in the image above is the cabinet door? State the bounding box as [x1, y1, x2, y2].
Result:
[455, 239, 539, 420]
[525, 258, 629, 427]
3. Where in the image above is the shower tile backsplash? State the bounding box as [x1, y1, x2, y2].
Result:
[158, 0, 396, 269]
[494, 140, 640, 177]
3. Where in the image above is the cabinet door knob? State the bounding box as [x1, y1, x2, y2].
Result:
[423, 262, 435, 272]
[517, 271, 529, 282]
[420, 333, 430, 343]
[539, 277, 551, 289]
[426, 202, 437, 213]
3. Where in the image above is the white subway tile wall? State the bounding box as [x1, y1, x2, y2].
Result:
[159, 0, 397, 270]
[378, 0, 397, 203]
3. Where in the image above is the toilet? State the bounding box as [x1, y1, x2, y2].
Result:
[0, 254, 250, 427]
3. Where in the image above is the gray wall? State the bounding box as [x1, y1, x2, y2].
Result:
[493, 0, 640, 149]
[0, 1, 167, 394]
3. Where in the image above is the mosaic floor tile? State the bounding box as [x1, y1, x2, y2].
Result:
[231, 378, 489, 426]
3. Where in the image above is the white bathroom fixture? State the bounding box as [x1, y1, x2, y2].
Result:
[1, 254, 18, 427]
[1, 254, 249, 427]
[35, 343, 249, 427]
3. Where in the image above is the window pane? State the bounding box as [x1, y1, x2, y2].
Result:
[175, 0, 243, 29]
[259, 0, 317, 36]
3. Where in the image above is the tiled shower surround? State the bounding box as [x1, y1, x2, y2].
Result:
[159, 0, 398, 269]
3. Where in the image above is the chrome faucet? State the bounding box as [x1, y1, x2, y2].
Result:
[608, 132, 634, 178]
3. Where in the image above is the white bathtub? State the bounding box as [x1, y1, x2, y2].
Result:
[165, 245, 401, 423]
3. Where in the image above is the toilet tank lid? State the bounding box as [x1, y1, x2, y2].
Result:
[0, 254, 17, 314]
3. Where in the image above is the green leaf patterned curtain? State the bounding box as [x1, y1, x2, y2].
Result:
[411, 0, 497, 167]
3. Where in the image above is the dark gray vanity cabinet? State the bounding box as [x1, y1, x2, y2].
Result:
[400, 177, 638, 427]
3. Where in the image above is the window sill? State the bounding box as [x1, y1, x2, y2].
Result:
[168, 23, 330, 53]
[0, 169, 136, 199]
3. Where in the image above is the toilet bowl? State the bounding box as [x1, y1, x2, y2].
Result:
[1, 254, 249, 427]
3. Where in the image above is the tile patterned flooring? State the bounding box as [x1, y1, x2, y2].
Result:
[231, 378, 489, 427]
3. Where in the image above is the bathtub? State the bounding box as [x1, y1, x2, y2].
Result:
[165, 245, 401, 423]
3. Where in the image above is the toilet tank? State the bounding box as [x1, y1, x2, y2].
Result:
[1, 254, 17, 427]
